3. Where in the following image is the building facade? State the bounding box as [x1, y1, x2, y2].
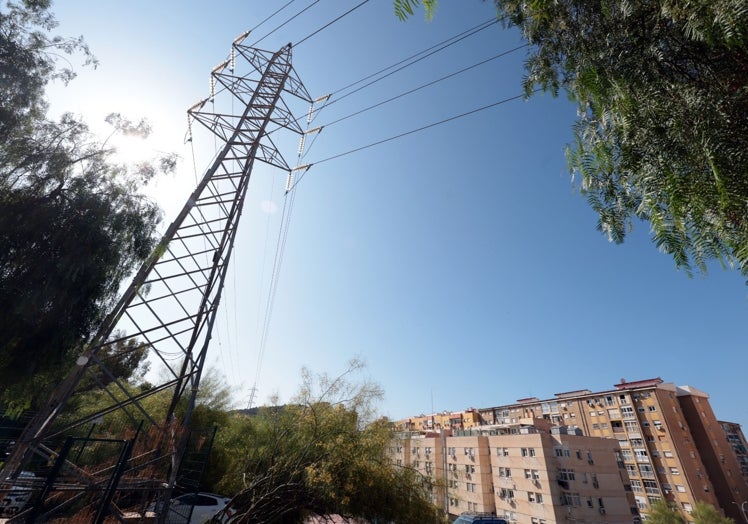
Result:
[477, 378, 748, 522]
[393, 422, 634, 523]
[719, 420, 748, 482]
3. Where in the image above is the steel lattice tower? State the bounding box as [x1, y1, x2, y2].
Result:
[1, 37, 312, 522]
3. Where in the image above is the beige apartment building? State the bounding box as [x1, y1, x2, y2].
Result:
[398, 409, 482, 432]
[393, 421, 634, 523]
[477, 378, 748, 522]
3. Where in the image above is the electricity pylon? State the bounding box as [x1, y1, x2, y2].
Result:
[1, 36, 312, 522]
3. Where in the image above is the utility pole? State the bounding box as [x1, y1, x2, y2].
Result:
[1, 37, 312, 522]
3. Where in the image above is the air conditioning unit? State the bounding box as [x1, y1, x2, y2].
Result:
[599, 508, 606, 515]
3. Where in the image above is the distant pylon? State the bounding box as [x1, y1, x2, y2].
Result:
[1, 38, 312, 522]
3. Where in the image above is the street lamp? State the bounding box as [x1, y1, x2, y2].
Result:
[732, 501, 748, 523]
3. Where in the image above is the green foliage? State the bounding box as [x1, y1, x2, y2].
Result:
[207, 361, 443, 524]
[647, 500, 686, 524]
[394, 0, 439, 20]
[501, 0, 748, 276]
[691, 501, 735, 524]
[397, 0, 748, 279]
[0, 1, 168, 408]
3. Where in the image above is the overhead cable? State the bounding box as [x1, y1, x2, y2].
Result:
[295, 0, 372, 47]
[287, 90, 540, 192]
[250, 0, 322, 48]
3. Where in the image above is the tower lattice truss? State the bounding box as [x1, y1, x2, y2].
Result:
[1, 39, 312, 522]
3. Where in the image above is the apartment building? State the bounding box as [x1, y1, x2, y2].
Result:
[478, 378, 748, 522]
[398, 409, 481, 432]
[393, 421, 634, 523]
[719, 420, 748, 482]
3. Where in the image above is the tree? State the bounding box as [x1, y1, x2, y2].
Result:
[0, 0, 167, 408]
[396, 0, 748, 278]
[207, 360, 444, 524]
[691, 501, 735, 524]
[647, 500, 686, 524]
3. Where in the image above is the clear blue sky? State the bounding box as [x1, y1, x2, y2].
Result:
[46, 1, 748, 428]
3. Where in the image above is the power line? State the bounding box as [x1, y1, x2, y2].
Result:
[312, 17, 500, 119]
[250, 0, 322, 48]
[293, 91, 534, 186]
[319, 44, 528, 131]
[295, 0, 372, 47]
[249, 0, 300, 35]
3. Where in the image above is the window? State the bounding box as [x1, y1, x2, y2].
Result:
[631, 480, 643, 493]
[643, 479, 659, 494]
[524, 469, 532, 479]
[521, 447, 536, 457]
[621, 449, 633, 462]
[634, 449, 649, 462]
[683, 502, 693, 513]
[560, 492, 581, 506]
[676, 485, 686, 493]
[536, 493, 543, 503]
[601, 422, 609, 429]
[528, 492, 536, 502]
[663, 450, 674, 458]
[649, 405, 657, 412]
[502, 447, 510, 456]
[499, 488, 515, 499]
[558, 468, 576, 481]
[626, 464, 637, 477]
[670, 467, 680, 475]
[592, 423, 600, 429]
[622, 406, 635, 418]
[639, 464, 655, 478]
[499, 467, 512, 478]
[630, 438, 644, 446]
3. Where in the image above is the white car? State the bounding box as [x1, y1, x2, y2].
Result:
[157, 492, 232, 524]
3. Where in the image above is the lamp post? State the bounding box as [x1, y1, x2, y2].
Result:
[732, 501, 748, 523]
